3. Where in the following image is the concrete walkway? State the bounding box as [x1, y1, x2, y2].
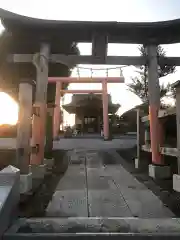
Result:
[0, 136, 136, 150]
[53, 137, 136, 150]
[46, 149, 174, 218]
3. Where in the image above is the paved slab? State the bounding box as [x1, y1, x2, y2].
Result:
[88, 190, 132, 217]
[46, 149, 174, 218]
[0, 136, 136, 155]
[53, 138, 136, 150]
[46, 151, 88, 217]
[104, 164, 174, 218]
[0, 137, 136, 150]
[86, 152, 134, 217]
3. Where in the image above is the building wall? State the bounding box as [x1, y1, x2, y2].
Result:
[75, 115, 82, 125]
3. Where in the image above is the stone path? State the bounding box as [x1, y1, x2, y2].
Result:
[53, 137, 136, 150]
[0, 136, 136, 150]
[46, 149, 174, 218]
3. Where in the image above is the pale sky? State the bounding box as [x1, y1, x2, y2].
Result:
[1, 0, 180, 22]
[0, 1, 180, 125]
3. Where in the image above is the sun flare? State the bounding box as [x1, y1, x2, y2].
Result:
[0, 92, 18, 125]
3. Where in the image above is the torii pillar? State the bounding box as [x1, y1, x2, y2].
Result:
[16, 80, 33, 194]
[147, 45, 170, 179]
[102, 80, 109, 140]
[16, 80, 33, 174]
[30, 43, 50, 182]
[53, 82, 61, 139]
[44, 83, 56, 169]
[172, 81, 180, 191]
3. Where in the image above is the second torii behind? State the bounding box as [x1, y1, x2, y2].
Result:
[48, 76, 124, 140]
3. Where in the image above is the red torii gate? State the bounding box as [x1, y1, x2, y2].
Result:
[50, 76, 124, 139]
[30, 76, 124, 165]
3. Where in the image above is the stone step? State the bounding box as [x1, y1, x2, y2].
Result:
[4, 217, 180, 235]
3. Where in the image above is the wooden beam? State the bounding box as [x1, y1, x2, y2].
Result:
[141, 107, 176, 122]
[160, 57, 180, 66]
[52, 55, 146, 66]
[8, 54, 180, 66]
[60, 89, 103, 94]
[7, 54, 145, 65]
[142, 145, 177, 157]
[48, 77, 124, 83]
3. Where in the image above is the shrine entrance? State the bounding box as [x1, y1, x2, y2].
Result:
[49, 69, 124, 140]
[83, 116, 99, 133]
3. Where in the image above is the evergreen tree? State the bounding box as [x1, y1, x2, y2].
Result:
[127, 45, 176, 105]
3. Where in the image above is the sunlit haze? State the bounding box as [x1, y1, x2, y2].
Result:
[0, 92, 18, 125]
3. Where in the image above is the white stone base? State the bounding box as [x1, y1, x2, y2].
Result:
[0, 165, 20, 185]
[149, 164, 171, 179]
[135, 158, 140, 169]
[173, 174, 180, 192]
[44, 158, 54, 169]
[134, 158, 146, 170]
[20, 173, 32, 194]
[29, 164, 46, 180]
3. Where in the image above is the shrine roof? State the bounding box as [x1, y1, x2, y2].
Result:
[1, 8, 180, 44]
[62, 94, 120, 114]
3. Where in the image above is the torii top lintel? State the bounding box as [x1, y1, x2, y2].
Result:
[1, 8, 180, 45]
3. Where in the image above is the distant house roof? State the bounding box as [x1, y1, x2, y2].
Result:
[120, 102, 148, 118]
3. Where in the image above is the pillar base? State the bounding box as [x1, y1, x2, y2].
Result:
[173, 174, 180, 192]
[53, 136, 59, 141]
[103, 137, 112, 141]
[20, 173, 32, 194]
[135, 158, 139, 169]
[0, 166, 20, 237]
[29, 164, 46, 180]
[0, 165, 20, 185]
[44, 158, 54, 170]
[135, 158, 147, 170]
[149, 164, 171, 179]
[134, 158, 141, 169]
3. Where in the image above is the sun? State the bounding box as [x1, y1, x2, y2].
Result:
[0, 92, 18, 125]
